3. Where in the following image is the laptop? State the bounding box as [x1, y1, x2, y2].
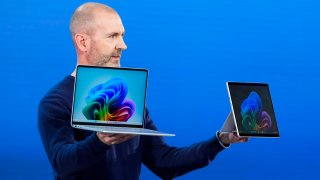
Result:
[71, 65, 175, 137]
[221, 82, 280, 138]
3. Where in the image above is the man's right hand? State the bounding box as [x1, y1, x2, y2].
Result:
[96, 132, 136, 146]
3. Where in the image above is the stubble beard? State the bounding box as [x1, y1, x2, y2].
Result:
[88, 47, 121, 67]
[91, 55, 120, 67]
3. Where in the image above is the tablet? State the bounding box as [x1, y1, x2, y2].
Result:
[227, 82, 280, 137]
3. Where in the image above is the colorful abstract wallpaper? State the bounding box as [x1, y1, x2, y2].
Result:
[228, 83, 279, 136]
[241, 91, 273, 132]
[82, 78, 136, 122]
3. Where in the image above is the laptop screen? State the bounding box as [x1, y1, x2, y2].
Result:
[72, 65, 148, 127]
[227, 82, 280, 137]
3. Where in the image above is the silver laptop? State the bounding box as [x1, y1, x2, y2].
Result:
[221, 82, 280, 138]
[71, 65, 175, 137]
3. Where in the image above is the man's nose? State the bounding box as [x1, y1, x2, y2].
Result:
[116, 37, 127, 50]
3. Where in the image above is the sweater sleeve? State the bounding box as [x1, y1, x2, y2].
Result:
[38, 96, 110, 178]
[142, 109, 226, 180]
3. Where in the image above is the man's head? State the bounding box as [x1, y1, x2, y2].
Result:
[70, 2, 127, 67]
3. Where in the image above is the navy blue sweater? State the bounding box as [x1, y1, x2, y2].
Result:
[38, 76, 225, 180]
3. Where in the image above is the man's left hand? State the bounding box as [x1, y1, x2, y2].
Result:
[218, 132, 248, 146]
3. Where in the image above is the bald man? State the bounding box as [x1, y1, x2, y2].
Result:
[38, 2, 247, 180]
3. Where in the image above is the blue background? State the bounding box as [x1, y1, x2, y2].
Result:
[1, 0, 319, 179]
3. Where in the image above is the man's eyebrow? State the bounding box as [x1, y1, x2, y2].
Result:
[105, 32, 125, 36]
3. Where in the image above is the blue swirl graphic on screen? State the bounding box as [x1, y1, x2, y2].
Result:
[240, 91, 272, 131]
[82, 78, 136, 122]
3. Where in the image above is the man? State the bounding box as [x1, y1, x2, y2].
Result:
[38, 2, 248, 180]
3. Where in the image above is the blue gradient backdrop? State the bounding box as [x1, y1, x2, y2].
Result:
[1, 0, 319, 179]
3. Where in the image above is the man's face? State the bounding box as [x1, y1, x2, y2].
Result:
[87, 12, 127, 67]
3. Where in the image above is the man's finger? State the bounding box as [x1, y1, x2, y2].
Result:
[117, 135, 135, 142]
[114, 135, 136, 144]
[106, 134, 127, 141]
[240, 138, 249, 142]
[97, 132, 116, 138]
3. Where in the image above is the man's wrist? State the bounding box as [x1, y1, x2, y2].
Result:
[216, 131, 230, 148]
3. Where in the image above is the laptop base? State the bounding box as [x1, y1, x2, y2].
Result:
[73, 125, 176, 137]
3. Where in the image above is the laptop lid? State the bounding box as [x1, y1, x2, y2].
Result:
[227, 82, 280, 137]
[71, 65, 148, 129]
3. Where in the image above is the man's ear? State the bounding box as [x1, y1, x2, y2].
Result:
[74, 33, 90, 52]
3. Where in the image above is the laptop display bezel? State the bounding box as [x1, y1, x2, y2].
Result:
[71, 65, 148, 129]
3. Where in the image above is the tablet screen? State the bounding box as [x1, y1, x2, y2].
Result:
[227, 82, 280, 137]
